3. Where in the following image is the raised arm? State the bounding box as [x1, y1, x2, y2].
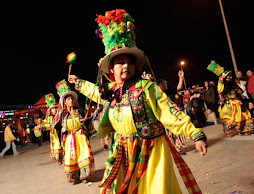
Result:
[42, 116, 53, 131]
[217, 76, 224, 93]
[177, 70, 184, 91]
[68, 75, 105, 105]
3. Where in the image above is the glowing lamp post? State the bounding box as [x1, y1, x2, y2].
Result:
[180, 61, 187, 90]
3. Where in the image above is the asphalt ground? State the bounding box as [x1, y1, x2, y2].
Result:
[1, 124, 254, 194]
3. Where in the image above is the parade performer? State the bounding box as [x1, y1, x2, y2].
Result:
[42, 93, 63, 163]
[68, 9, 207, 193]
[55, 79, 95, 185]
[207, 61, 254, 136]
[34, 117, 44, 146]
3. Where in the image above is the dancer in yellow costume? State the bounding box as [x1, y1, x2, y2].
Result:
[55, 80, 95, 184]
[207, 60, 254, 136]
[68, 9, 207, 194]
[42, 93, 63, 163]
[217, 72, 254, 136]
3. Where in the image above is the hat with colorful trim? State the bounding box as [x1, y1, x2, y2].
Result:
[45, 93, 58, 109]
[207, 60, 231, 78]
[95, 9, 146, 74]
[55, 79, 78, 102]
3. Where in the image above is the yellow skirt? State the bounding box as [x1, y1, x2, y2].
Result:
[101, 134, 182, 194]
[219, 99, 253, 126]
[64, 131, 94, 174]
[49, 128, 62, 159]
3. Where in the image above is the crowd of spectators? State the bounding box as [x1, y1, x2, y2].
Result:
[169, 69, 254, 128]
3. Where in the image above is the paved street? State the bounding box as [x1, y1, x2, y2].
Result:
[1, 124, 254, 194]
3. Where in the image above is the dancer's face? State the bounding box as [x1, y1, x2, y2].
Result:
[225, 75, 232, 82]
[65, 95, 74, 108]
[159, 81, 167, 91]
[110, 54, 136, 82]
[249, 102, 254, 109]
[51, 107, 57, 115]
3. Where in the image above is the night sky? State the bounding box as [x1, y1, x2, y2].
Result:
[1, 1, 253, 106]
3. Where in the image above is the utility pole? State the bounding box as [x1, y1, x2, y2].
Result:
[218, 0, 238, 77]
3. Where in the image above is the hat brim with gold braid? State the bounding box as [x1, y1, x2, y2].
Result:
[45, 93, 58, 109]
[95, 9, 146, 74]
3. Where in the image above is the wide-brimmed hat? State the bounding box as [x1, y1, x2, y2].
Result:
[56, 79, 78, 102]
[221, 70, 232, 78]
[99, 47, 145, 74]
[95, 9, 146, 74]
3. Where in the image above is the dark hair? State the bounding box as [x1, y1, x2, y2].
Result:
[5, 121, 11, 125]
[64, 94, 74, 100]
[99, 84, 114, 102]
[110, 53, 136, 66]
[157, 79, 166, 85]
[203, 81, 211, 89]
[99, 74, 141, 102]
[100, 53, 142, 102]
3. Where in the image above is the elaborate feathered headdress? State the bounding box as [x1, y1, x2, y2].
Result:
[95, 9, 146, 74]
[56, 79, 78, 109]
[45, 93, 57, 109]
[207, 60, 231, 78]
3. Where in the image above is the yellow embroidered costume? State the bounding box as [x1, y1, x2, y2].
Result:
[66, 9, 207, 193]
[74, 79, 205, 194]
[208, 60, 254, 136]
[43, 115, 62, 160]
[43, 93, 63, 160]
[217, 79, 254, 135]
[62, 109, 94, 181]
[56, 79, 95, 183]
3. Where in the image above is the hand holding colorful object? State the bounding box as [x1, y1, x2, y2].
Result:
[66, 52, 77, 78]
[68, 75, 78, 84]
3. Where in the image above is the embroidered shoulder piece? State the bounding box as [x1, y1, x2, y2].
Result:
[128, 87, 165, 139]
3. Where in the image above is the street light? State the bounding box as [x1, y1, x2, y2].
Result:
[180, 61, 187, 90]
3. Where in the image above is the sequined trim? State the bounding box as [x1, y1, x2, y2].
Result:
[129, 87, 165, 139]
[192, 131, 206, 142]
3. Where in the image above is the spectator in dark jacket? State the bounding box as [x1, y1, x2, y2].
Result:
[202, 81, 216, 112]
[248, 101, 254, 119]
[174, 93, 184, 110]
[190, 93, 206, 128]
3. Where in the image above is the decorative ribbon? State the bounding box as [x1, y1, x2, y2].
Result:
[165, 136, 202, 194]
[70, 131, 76, 160]
[228, 100, 242, 125]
